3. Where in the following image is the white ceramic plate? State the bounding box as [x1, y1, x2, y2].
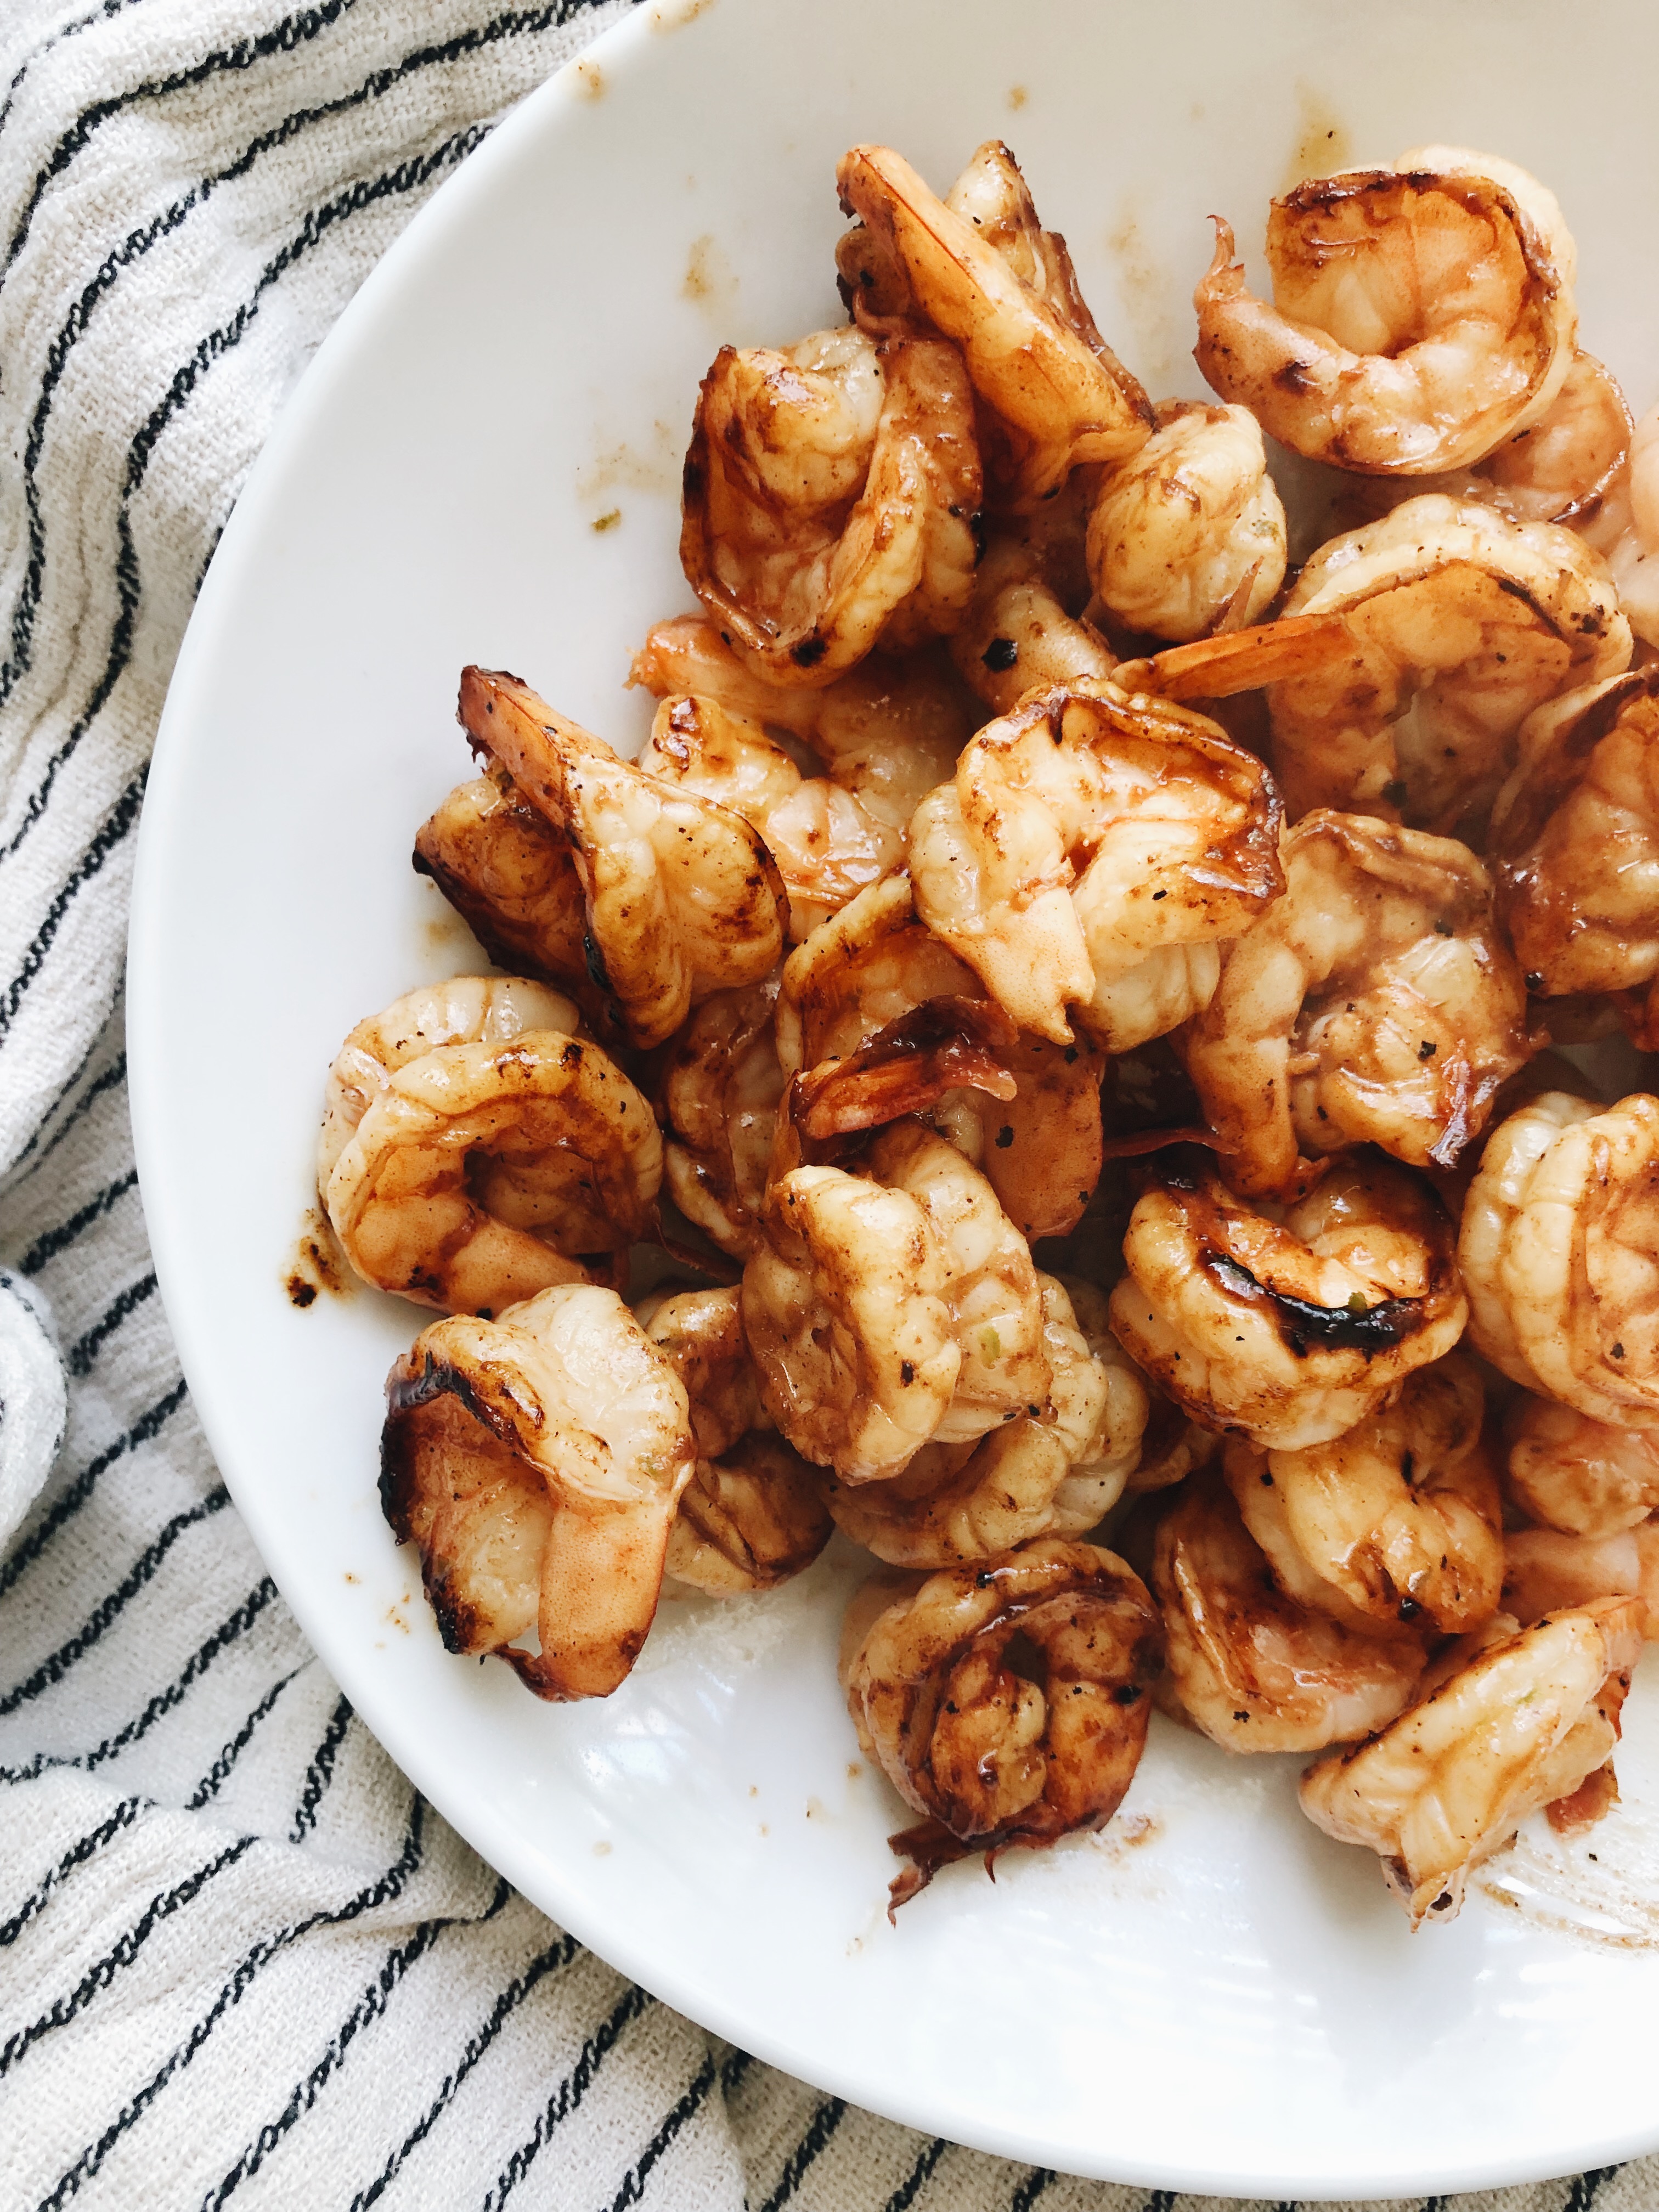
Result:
[129, 0, 1659, 2193]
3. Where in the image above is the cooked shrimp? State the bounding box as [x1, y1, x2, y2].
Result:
[381, 1284, 697, 1699]
[1481, 349, 1630, 525]
[640, 692, 890, 939]
[326, 1028, 661, 1314]
[1507, 1395, 1659, 1536]
[950, 538, 1116, 718]
[1153, 1474, 1429, 1752]
[843, 1538, 1164, 1908]
[1500, 1527, 1649, 1630]
[743, 1122, 1047, 1481]
[1268, 494, 1630, 832]
[1184, 809, 1531, 1196]
[836, 143, 1151, 506]
[1195, 151, 1576, 474]
[318, 975, 582, 1195]
[412, 771, 598, 1013]
[458, 667, 786, 1048]
[906, 678, 1284, 1049]
[1230, 1355, 1504, 1634]
[628, 616, 970, 836]
[681, 328, 980, 683]
[827, 1274, 1146, 1564]
[1086, 402, 1287, 641]
[1299, 1597, 1645, 1925]
[659, 979, 783, 1262]
[776, 874, 1105, 1240]
[635, 1286, 831, 1594]
[1459, 1090, 1659, 1426]
[1109, 1152, 1468, 1450]
[1579, 399, 1659, 648]
[1125, 1391, 1221, 1494]
[1489, 667, 1659, 1000]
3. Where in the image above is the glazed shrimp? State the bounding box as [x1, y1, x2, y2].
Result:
[1194, 150, 1576, 474]
[906, 678, 1284, 1049]
[1086, 402, 1288, 641]
[1229, 1355, 1504, 1635]
[1459, 1090, 1659, 1427]
[776, 874, 1105, 1242]
[325, 1027, 662, 1314]
[458, 667, 786, 1048]
[1500, 1528, 1650, 1630]
[412, 771, 598, 1015]
[1489, 667, 1659, 1000]
[1300, 1598, 1645, 1925]
[836, 143, 1152, 506]
[1506, 1395, 1659, 1536]
[1109, 1153, 1468, 1451]
[1184, 810, 1531, 1196]
[843, 1538, 1164, 1908]
[743, 1122, 1047, 1481]
[827, 1274, 1147, 1565]
[681, 328, 980, 683]
[1153, 1474, 1429, 1753]
[627, 616, 970, 836]
[381, 1285, 697, 1699]
[635, 1286, 831, 1594]
[1579, 399, 1659, 648]
[659, 979, 783, 1262]
[1268, 494, 1630, 832]
[639, 692, 890, 939]
[317, 975, 583, 1195]
[950, 538, 1117, 718]
[1481, 350, 1631, 526]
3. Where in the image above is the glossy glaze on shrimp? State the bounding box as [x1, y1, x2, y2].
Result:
[1109, 1152, 1468, 1449]
[1185, 809, 1531, 1195]
[681, 328, 980, 682]
[1506, 1395, 1659, 1536]
[907, 678, 1284, 1049]
[1195, 151, 1576, 474]
[843, 1538, 1164, 1907]
[381, 1285, 697, 1698]
[659, 978, 783, 1262]
[1459, 1090, 1659, 1426]
[459, 667, 787, 1048]
[1268, 494, 1629, 833]
[1300, 1597, 1644, 1925]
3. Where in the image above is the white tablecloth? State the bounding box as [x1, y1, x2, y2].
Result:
[0, 2, 1650, 2204]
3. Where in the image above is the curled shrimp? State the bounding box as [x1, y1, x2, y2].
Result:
[1268, 494, 1630, 832]
[1299, 1596, 1645, 1925]
[836, 143, 1152, 506]
[1459, 1090, 1659, 1427]
[381, 1284, 696, 1699]
[1184, 809, 1531, 1196]
[1194, 150, 1576, 474]
[640, 692, 890, 939]
[635, 1286, 831, 1594]
[1153, 1473, 1429, 1753]
[1086, 402, 1288, 641]
[1500, 1528, 1651, 1630]
[412, 770, 599, 1015]
[1227, 1355, 1504, 1635]
[1481, 349, 1631, 525]
[680, 328, 980, 684]
[1109, 1152, 1468, 1451]
[776, 874, 1105, 1242]
[659, 979, 783, 1262]
[458, 667, 786, 1048]
[742, 1122, 1047, 1482]
[950, 538, 1116, 718]
[317, 975, 582, 1196]
[826, 1274, 1146, 1565]
[906, 678, 1284, 1049]
[1489, 667, 1659, 1000]
[325, 1025, 661, 1314]
[1579, 399, 1659, 648]
[628, 615, 970, 839]
[1506, 1395, 1659, 1536]
[842, 1538, 1164, 1908]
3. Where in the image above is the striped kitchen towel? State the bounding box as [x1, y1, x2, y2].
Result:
[0, 1, 1654, 2207]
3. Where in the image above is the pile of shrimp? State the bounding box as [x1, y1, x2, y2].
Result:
[323, 134, 1659, 1925]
